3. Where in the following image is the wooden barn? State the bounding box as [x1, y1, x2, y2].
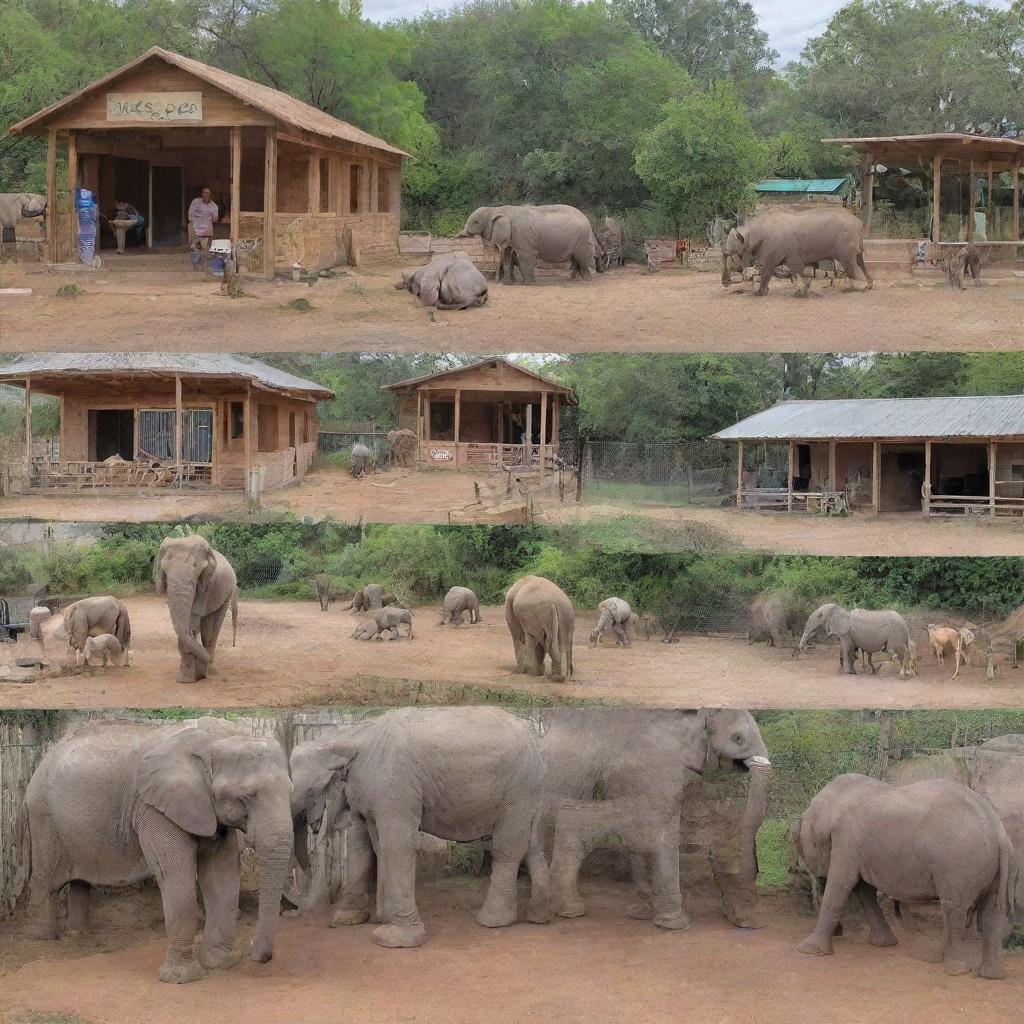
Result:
[0, 353, 332, 494]
[713, 395, 1024, 517]
[383, 358, 576, 473]
[6, 47, 408, 275]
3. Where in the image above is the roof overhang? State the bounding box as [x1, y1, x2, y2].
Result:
[823, 133, 1024, 173]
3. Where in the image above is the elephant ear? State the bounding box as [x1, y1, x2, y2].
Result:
[419, 272, 441, 308]
[153, 546, 167, 596]
[826, 608, 851, 637]
[137, 727, 219, 837]
[195, 547, 219, 602]
[488, 213, 512, 249]
[734, 229, 746, 247]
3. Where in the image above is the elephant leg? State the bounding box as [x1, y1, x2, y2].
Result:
[797, 859, 859, 956]
[754, 262, 776, 295]
[331, 815, 375, 927]
[176, 637, 199, 685]
[977, 884, 1007, 979]
[840, 639, 857, 674]
[710, 854, 763, 929]
[854, 880, 897, 947]
[517, 252, 538, 284]
[613, 624, 631, 647]
[549, 804, 592, 918]
[937, 890, 972, 976]
[647, 817, 690, 930]
[626, 849, 655, 920]
[196, 834, 242, 971]
[370, 819, 425, 948]
[790, 261, 811, 297]
[66, 880, 91, 934]
[856, 250, 873, 290]
[198, 603, 229, 679]
[841, 256, 860, 291]
[137, 810, 206, 983]
[547, 629, 565, 682]
[525, 833, 551, 924]
[476, 811, 531, 929]
[26, 811, 71, 940]
[521, 630, 544, 676]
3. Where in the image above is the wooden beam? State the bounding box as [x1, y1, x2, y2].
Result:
[552, 398, 560, 448]
[987, 160, 994, 229]
[990, 440, 997, 517]
[45, 130, 57, 264]
[828, 440, 837, 494]
[931, 154, 942, 243]
[174, 374, 183, 469]
[525, 403, 532, 451]
[454, 389, 461, 465]
[967, 161, 975, 241]
[263, 127, 277, 279]
[147, 162, 153, 249]
[24, 377, 32, 483]
[425, 398, 431, 442]
[307, 152, 320, 214]
[66, 131, 78, 257]
[736, 441, 744, 509]
[539, 391, 548, 482]
[787, 440, 794, 512]
[862, 151, 874, 236]
[872, 441, 881, 514]
[923, 440, 931, 516]
[1014, 159, 1020, 244]
[244, 387, 254, 480]
[230, 126, 242, 252]
[416, 389, 423, 445]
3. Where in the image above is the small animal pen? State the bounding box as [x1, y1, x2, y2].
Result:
[0, 353, 332, 495]
[714, 395, 1024, 517]
[6, 47, 408, 276]
[383, 358, 576, 477]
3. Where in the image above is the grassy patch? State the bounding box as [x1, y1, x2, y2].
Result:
[10, 1014, 96, 1024]
[756, 818, 791, 889]
[569, 514, 735, 554]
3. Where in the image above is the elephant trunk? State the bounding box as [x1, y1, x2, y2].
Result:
[249, 802, 294, 963]
[164, 575, 211, 664]
[737, 757, 772, 886]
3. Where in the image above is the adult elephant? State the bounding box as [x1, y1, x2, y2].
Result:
[441, 585, 482, 625]
[154, 534, 238, 684]
[395, 254, 488, 309]
[346, 583, 398, 612]
[722, 209, 872, 296]
[794, 774, 1014, 979]
[290, 706, 550, 948]
[542, 707, 771, 930]
[387, 428, 417, 468]
[505, 575, 575, 681]
[748, 592, 802, 652]
[51, 595, 131, 667]
[351, 442, 372, 478]
[0, 192, 46, 236]
[25, 717, 293, 984]
[460, 204, 596, 283]
[798, 602, 917, 678]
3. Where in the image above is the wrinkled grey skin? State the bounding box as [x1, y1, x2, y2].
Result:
[351, 443, 372, 478]
[794, 774, 1014, 979]
[460, 205, 596, 283]
[395, 253, 488, 309]
[594, 216, 627, 271]
[83, 633, 125, 668]
[799, 602, 917, 678]
[26, 718, 293, 984]
[723, 210, 872, 296]
[154, 535, 238, 684]
[0, 192, 46, 235]
[346, 584, 397, 613]
[441, 586, 482, 626]
[51, 595, 131, 667]
[748, 592, 802, 652]
[590, 597, 632, 646]
[313, 573, 338, 611]
[542, 708, 771, 930]
[290, 707, 551, 948]
[388, 428, 417, 468]
[505, 575, 575, 681]
[352, 606, 414, 640]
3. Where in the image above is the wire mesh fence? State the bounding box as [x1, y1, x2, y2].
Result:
[317, 431, 392, 469]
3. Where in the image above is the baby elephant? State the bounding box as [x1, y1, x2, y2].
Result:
[944, 244, 983, 290]
[590, 597, 632, 646]
[351, 443, 372, 478]
[83, 633, 127, 668]
[353, 606, 414, 641]
[441, 586, 482, 626]
[396, 254, 488, 310]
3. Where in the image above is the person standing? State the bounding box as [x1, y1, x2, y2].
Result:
[187, 186, 219, 256]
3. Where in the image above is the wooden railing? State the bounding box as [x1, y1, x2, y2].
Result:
[928, 494, 1024, 517]
[739, 488, 831, 512]
[29, 458, 212, 490]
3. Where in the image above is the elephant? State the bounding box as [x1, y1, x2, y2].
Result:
[798, 602, 917, 678]
[0, 191, 46, 237]
[395, 253, 488, 309]
[590, 597, 632, 646]
[290, 706, 551, 948]
[51, 595, 131, 667]
[387, 427, 417, 468]
[594, 216, 627, 271]
[794, 774, 1015, 979]
[748, 592, 802, 652]
[352, 605, 414, 640]
[154, 534, 238, 684]
[83, 633, 125, 668]
[351, 443, 372, 478]
[722, 209, 872, 296]
[25, 717, 293, 983]
[313, 573, 339, 611]
[346, 583, 398, 612]
[460, 204, 596, 283]
[505, 575, 575, 681]
[541, 707, 772, 931]
[441, 585, 482, 626]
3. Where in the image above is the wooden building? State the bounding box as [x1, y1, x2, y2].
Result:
[0, 353, 332, 494]
[383, 358, 576, 474]
[6, 47, 408, 276]
[713, 396, 1024, 517]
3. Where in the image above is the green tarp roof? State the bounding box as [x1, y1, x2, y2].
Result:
[754, 178, 849, 194]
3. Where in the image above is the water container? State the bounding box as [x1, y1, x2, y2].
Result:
[208, 255, 225, 278]
[74, 188, 94, 210]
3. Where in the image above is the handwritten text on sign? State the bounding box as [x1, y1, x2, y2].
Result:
[106, 92, 203, 123]
[429, 448, 454, 462]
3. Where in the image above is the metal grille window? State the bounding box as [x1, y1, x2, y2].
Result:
[137, 409, 213, 463]
[183, 409, 213, 463]
[137, 410, 174, 460]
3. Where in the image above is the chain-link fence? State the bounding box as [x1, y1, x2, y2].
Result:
[317, 431, 392, 469]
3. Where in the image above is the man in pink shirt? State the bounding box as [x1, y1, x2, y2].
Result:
[187, 187, 219, 252]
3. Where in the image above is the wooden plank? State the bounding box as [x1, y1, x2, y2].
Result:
[1014, 159, 1021, 243]
[872, 441, 881, 514]
[923, 441, 931, 516]
[968, 161, 975, 241]
[539, 391, 548, 482]
[66, 131, 78, 257]
[24, 377, 32, 482]
[932, 154, 942, 243]
[454, 389, 461, 446]
[230, 126, 241, 251]
[307, 152, 320, 215]
[787, 440, 794, 512]
[45, 131, 57, 263]
[990, 440, 997, 517]
[263, 127, 277, 279]
[174, 375, 183, 467]
[736, 441, 744, 508]
[863, 151, 874, 235]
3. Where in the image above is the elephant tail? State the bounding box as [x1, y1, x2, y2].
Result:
[114, 607, 131, 651]
[998, 831, 1016, 917]
[231, 588, 238, 648]
[552, 601, 574, 678]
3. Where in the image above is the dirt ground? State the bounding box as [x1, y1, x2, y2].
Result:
[2, 595, 1021, 710]
[5, 464, 1024, 556]
[1, 878, 1019, 1024]
[3, 260, 1023, 351]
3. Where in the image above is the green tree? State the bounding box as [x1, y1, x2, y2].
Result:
[634, 81, 767, 233]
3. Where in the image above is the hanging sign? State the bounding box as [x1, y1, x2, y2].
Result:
[106, 92, 203, 122]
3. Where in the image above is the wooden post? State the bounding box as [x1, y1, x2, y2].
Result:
[787, 440, 794, 512]
[862, 151, 875, 236]
[828, 440, 837, 493]
[23, 377, 32, 484]
[872, 441, 881, 514]
[230, 127, 242, 253]
[525, 403, 533, 452]
[147, 163, 154, 249]
[967, 161, 975, 241]
[987, 160, 994, 230]
[307, 153, 320, 214]
[1013, 159, 1021, 247]
[923, 440, 932, 516]
[736, 441, 744, 509]
[931, 154, 942, 244]
[263, 127, 278, 279]
[539, 391, 548, 482]
[45, 130, 57, 264]
[552, 398, 560, 451]
[453, 389, 461, 467]
[66, 131, 78, 257]
[990, 440, 997, 517]
[244, 388, 254, 480]
[416, 390, 423, 444]
[424, 398, 431, 442]
[174, 374, 183, 469]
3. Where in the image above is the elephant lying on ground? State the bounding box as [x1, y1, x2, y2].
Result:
[795, 774, 1014, 979]
[83, 633, 125, 668]
[352, 606, 414, 640]
[347, 584, 398, 612]
[748, 592, 803, 651]
[290, 706, 550, 948]
[26, 718, 293, 983]
[154, 534, 238, 684]
[395, 254, 488, 309]
[799, 602, 917, 678]
[388, 428, 417, 468]
[0, 192, 46, 235]
[52, 595, 131, 667]
[590, 597, 632, 646]
[460, 204, 596, 283]
[722, 209, 871, 296]
[505, 575, 575, 680]
[441, 586, 482, 625]
[542, 707, 772, 930]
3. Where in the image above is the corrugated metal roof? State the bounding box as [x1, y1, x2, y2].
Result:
[754, 178, 848, 194]
[0, 353, 334, 399]
[383, 357, 577, 401]
[713, 396, 1024, 441]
